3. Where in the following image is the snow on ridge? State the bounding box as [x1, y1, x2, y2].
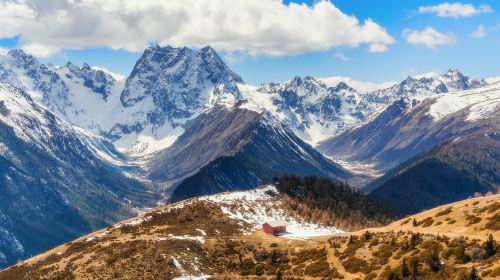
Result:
[318, 76, 397, 93]
[428, 83, 500, 122]
[91, 66, 126, 81]
[412, 71, 439, 80]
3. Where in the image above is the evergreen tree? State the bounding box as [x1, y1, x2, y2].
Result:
[401, 260, 410, 278]
[409, 257, 419, 279]
[427, 249, 441, 272]
[387, 271, 401, 280]
[468, 266, 480, 280]
[484, 234, 496, 257]
[275, 269, 282, 280]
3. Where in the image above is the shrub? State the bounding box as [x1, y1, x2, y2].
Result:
[435, 207, 453, 217]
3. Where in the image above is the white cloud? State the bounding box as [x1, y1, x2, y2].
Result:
[0, 1, 35, 38]
[333, 52, 350, 62]
[0, 0, 394, 58]
[0, 47, 10, 55]
[418, 2, 492, 18]
[224, 53, 245, 65]
[470, 24, 486, 38]
[403, 27, 456, 49]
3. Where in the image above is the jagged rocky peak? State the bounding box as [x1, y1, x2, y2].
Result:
[286, 76, 325, 93]
[330, 81, 358, 93]
[5, 49, 39, 66]
[409, 68, 486, 93]
[439, 68, 486, 91]
[119, 44, 244, 125]
[61, 61, 116, 100]
[0, 49, 70, 115]
[368, 69, 487, 103]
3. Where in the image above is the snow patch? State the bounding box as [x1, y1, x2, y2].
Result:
[200, 185, 343, 239]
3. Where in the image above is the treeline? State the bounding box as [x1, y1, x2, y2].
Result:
[273, 175, 397, 230]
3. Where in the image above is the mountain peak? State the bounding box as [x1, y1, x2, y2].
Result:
[200, 45, 216, 54]
[445, 68, 462, 75]
[82, 63, 91, 70]
[331, 81, 355, 92]
[115, 45, 244, 147]
[6, 49, 38, 66]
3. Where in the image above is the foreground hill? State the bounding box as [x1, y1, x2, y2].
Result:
[368, 130, 500, 215]
[366, 193, 499, 240]
[0, 83, 158, 268]
[0, 177, 393, 279]
[1, 179, 498, 279]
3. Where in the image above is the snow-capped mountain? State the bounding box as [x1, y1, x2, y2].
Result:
[365, 69, 487, 104]
[235, 69, 487, 146]
[0, 82, 158, 268]
[318, 82, 500, 171]
[0, 49, 127, 136]
[0, 49, 70, 115]
[112, 45, 244, 154]
[237, 77, 379, 145]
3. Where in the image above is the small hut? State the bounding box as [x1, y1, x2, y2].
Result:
[262, 221, 287, 235]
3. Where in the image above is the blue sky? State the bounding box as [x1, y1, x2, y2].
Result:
[1, 1, 498, 84]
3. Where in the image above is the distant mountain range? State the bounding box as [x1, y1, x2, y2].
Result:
[0, 45, 498, 268]
[318, 82, 499, 171]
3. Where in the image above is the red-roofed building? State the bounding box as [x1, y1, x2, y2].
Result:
[262, 221, 287, 235]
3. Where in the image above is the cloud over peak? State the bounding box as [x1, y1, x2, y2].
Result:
[418, 2, 492, 18]
[0, 0, 394, 57]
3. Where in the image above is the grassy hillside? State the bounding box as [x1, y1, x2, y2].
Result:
[1, 187, 498, 280]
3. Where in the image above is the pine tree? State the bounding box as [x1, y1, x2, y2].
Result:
[387, 271, 401, 280]
[401, 260, 410, 278]
[468, 266, 480, 280]
[427, 249, 441, 272]
[409, 257, 419, 279]
[484, 234, 496, 257]
[275, 269, 282, 280]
